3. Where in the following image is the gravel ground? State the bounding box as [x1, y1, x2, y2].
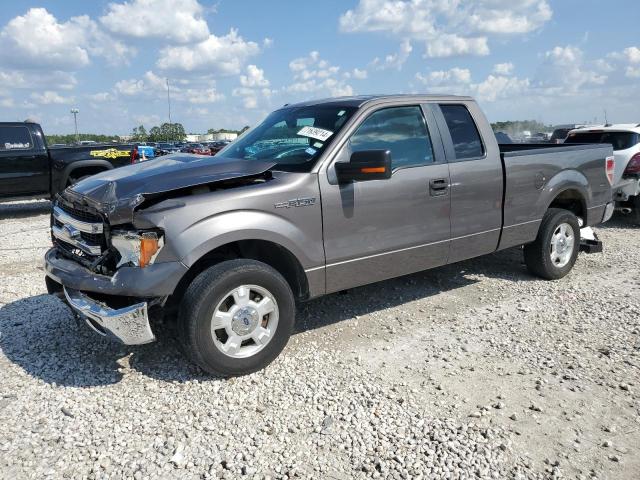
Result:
[0, 201, 638, 480]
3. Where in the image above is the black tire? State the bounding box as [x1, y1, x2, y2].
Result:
[632, 196, 640, 225]
[177, 259, 295, 376]
[524, 208, 580, 280]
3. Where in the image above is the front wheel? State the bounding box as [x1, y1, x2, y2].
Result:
[524, 208, 580, 280]
[177, 259, 295, 376]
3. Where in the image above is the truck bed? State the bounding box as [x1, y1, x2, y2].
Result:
[497, 142, 613, 250]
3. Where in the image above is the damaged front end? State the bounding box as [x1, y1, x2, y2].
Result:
[46, 155, 276, 344]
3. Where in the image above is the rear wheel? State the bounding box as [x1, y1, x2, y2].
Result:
[178, 259, 295, 376]
[524, 208, 580, 280]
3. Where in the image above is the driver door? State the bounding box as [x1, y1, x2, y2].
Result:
[319, 105, 451, 293]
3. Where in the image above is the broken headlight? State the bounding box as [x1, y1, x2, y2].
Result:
[111, 230, 164, 268]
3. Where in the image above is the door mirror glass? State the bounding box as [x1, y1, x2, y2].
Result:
[335, 150, 392, 183]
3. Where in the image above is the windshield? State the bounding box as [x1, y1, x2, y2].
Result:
[565, 131, 639, 151]
[216, 105, 357, 171]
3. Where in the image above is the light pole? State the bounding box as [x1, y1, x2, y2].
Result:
[70, 108, 79, 144]
[166, 78, 172, 142]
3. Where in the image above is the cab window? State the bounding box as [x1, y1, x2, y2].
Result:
[0, 126, 33, 151]
[348, 106, 435, 169]
[439, 104, 484, 160]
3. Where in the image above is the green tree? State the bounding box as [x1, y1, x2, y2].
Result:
[148, 123, 187, 142]
[131, 125, 147, 142]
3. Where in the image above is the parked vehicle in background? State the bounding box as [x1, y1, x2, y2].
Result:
[528, 132, 551, 143]
[180, 143, 210, 155]
[210, 140, 231, 155]
[494, 132, 513, 144]
[45, 94, 615, 376]
[565, 124, 640, 223]
[550, 124, 596, 144]
[0, 121, 136, 202]
[154, 142, 180, 156]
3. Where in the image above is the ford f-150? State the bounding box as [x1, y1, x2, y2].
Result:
[44, 95, 615, 376]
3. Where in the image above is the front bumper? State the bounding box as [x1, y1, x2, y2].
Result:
[44, 247, 188, 297]
[64, 287, 155, 345]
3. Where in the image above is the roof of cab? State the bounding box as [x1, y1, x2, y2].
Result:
[281, 94, 474, 109]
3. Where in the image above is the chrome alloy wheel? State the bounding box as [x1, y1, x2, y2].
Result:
[549, 222, 575, 268]
[211, 285, 279, 358]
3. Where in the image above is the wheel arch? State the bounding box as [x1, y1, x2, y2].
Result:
[168, 238, 312, 312]
[62, 160, 114, 186]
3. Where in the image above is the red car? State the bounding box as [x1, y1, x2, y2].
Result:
[180, 143, 210, 155]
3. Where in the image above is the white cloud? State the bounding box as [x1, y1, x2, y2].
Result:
[100, 0, 209, 43]
[537, 45, 606, 94]
[415, 67, 528, 102]
[240, 65, 270, 88]
[30, 91, 73, 105]
[157, 29, 260, 75]
[416, 67, 471, 86]
[474, 75, 530, 102]
[115, 70, 224, 104]
[426, 34, 489, 58]
[351, 68, 368, 79]
[607, 46, 640, 79]
[286, 52, 354, 98]
[493, 62, 514, 76]
[0, 8, 134, 70]
[339, 0, 552, 58]
[371, 40, 413, 69]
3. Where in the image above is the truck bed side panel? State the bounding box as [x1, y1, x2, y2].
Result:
[499, 144, 612, 250]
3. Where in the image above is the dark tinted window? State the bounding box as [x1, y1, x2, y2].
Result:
[440, 105, 484, 159]
[0, 126, 33, 151]
[349, 106, 434, 169]
[564, 131, 639, 151]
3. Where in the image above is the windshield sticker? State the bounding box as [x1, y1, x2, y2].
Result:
[4, 142, 30, 149]
[297, 126, 333, 142]
[337, 110, 346, 116]
[313, 142, 324, 148]
[305, 147, 317, 156]
[90, 148, 131, 159]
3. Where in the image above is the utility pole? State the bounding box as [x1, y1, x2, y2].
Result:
[604, 109, 608, 125]
[166, 78, 172, 142]
[70, 108, 79, 144]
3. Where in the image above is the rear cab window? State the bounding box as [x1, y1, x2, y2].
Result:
[565, 131, 639, 151]
[439, 104, 485, 160]
[0, 125, 33, 152]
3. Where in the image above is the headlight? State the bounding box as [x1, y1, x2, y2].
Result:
[111, 231, 164, 268]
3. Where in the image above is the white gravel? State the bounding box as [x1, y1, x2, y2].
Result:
[0, 201, 639, 479]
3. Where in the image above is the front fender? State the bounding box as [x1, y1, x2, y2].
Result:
[171, 210, 325, 270]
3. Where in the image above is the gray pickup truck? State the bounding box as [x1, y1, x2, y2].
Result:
[44, 95, 615, 376]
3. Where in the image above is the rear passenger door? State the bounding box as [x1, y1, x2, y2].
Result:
[0, 125, 49, 199]
[430, 103, 503, 263]
[320, 105, 451, 293]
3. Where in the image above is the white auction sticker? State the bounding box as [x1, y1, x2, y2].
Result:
[297, 126, 333, 142]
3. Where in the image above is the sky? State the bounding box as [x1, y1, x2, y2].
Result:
[0, 0, 639, 135]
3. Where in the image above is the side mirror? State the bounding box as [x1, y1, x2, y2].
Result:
[335, 150, 392, 183]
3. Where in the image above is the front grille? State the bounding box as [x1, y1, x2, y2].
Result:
[57, 202, 103, 223]
[52, 198, 107, 257]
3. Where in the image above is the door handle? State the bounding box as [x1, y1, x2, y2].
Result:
[429, 178, 449, 196]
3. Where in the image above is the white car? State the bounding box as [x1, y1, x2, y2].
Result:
[565, 124, 640, 223]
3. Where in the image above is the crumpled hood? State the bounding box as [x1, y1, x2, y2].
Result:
[66, 154, 275, 223]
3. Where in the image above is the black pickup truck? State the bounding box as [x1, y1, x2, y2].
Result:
[0, 121, 136, 202]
